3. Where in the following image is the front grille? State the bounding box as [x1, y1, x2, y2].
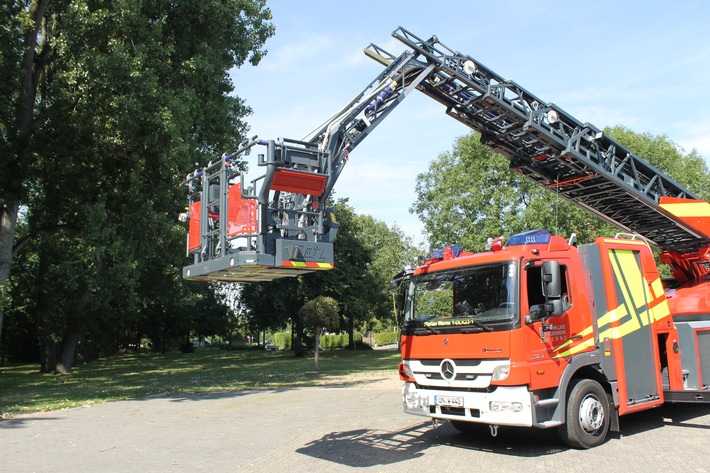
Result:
[423, 373, 478, 382]
[409, 358, 508, 390]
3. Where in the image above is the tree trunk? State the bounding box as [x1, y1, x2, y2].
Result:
[2, 0, 51, 344]
[39, 338, 58, 373]
[54, 289, 89, 374]
[314, 327, 321, 371]
[0, 200, 20, 343]
[36, 245, 57, 373]
[294, 316, 305, 357]
[348, 313, 355, 350]
[54, 317, 80, 374]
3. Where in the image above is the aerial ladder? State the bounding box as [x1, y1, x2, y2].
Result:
[183, 27, 709, 285]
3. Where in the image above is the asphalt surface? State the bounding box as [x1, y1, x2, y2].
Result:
[3, 373, 710, 473]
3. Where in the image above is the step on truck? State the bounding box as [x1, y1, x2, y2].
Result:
[182, 27, 710, 448]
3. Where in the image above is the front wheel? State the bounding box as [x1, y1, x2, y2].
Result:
[558, 378, 610, 449]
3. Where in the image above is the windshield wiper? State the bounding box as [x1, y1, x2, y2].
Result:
[413, 324, 440, 335]
[405, 317, 440, 335]
[466, 319, 493, 332]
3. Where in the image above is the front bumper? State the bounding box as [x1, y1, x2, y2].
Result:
[402, 382, 534, 427]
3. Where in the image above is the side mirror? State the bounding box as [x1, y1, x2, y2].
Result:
[389, 270, 411, 325]
[542, 261, 561, 298]
[388, 269, 411, 293]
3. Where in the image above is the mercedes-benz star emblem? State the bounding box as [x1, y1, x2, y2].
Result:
[440, 359, 456, 381]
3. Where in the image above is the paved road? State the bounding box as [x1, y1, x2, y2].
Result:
[3, 373, 710, 472]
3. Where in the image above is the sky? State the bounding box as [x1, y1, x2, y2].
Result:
[231, 0, 710, 247]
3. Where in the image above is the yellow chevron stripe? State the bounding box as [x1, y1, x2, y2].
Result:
[610, 250, 649, 321]
[597, 306, 625, 328]
[652, 299, 671, 322]
[552, 249, 672, 360]
[553, 338, 595, 358]
[660, 201, 710, 217]
[649, 278, 664, 299]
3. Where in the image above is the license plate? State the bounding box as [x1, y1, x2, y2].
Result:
[435, 395, 464, 408]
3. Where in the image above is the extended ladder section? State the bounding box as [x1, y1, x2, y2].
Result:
[182, 49, 435, 282]
[369, 27, 710, 280]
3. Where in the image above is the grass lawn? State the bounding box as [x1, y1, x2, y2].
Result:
[0, 348, 401, 419]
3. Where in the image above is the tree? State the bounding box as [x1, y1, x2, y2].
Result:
[412, 129, 708, 254]
[299, 199, 381, 347]
[2, 1, 274, 371]
[0, 0, 49, 350]
[238, 277, 303, 352]
[413, 132, 614, 251]
[299, 296, 339, 371]
[604, 126, 710, 201]
[356, 215, 420, 329]
[236, 199, 416, 354]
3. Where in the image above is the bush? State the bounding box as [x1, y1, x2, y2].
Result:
[269, 331, 365, 351]
[272, 331, 291, 350]
[373, 331, 398, 347]
[320, 333, 349, 349]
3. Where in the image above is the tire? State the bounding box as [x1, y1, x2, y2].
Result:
[558, 378, 610, 449]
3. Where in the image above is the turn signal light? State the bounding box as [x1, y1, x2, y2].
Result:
[399, 362, 415, 382]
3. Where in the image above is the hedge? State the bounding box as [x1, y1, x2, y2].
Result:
[373, 331, 398, 347]
[270, 331, 364, 350]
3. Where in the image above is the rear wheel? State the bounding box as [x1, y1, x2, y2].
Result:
[558, 378, 610, 449]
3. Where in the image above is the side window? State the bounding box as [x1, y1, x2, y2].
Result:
[526, 264, 572, 313]
[527, 266, 544, 311]
[559, 265, 572, 309]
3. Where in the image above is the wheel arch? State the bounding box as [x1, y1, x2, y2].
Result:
[534, 351, 619, 432]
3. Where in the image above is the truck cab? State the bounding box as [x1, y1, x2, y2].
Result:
[395, 229, 685, 448]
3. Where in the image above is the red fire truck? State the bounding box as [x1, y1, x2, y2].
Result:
[182, 28, 710, 448]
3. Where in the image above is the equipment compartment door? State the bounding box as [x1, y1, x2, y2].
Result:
[604, 248, 663, 412]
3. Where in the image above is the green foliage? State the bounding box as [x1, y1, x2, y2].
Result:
[413, 133, 613, 251]
[605, 126, 710, 201]
[299, 201, 379, 333]
[237, 199, 415, 353]
[300, 296, 340, 332]
[412, 128, 708, 252]
[321, 332, 363, 349]
[373, 331, 399, 347]
[239, 278, 301, 333]
[272, 331, 292, 350]
[2, 0, 275, 371]
[356, 215, 421, 325]
[414, 283, 453, 319]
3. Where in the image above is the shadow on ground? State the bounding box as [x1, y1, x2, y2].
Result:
[297, 403, 710, 468]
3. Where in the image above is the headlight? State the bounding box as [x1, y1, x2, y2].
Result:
[489, 401, 523, 413]
[491, 365, 510, 381]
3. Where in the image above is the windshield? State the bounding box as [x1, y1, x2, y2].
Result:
[404, 261, 519, 334]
